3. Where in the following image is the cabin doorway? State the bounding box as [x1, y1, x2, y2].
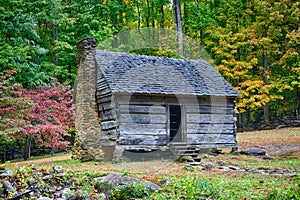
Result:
[169, 105, 182, 142]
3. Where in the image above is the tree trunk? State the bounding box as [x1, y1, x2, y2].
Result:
[173, 0, 183, 55]
[24, 135, 31, 160]
[262, 50, 270, 123]
[53, 26, 58, 66]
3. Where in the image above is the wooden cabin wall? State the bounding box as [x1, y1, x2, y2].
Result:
[115, 95, 168, 149]
[96, 76, 118, 142]
[185, 97, 237, 148]
[114, 95, 237, 150]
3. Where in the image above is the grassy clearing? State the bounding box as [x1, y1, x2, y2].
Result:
[5, 128, 300, 199]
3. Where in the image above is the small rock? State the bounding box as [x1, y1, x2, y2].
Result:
[55, 173, 65, 177]
[62, 188, 72, 199]
[228, 166, 240, 170]
[218, 166, 230, 171]
[3, 180, 14, 190]
[217, 160, 225, 166]
[202, 154, 209, 159]
[53, 166, 63, 173]
[286, 173, 296, 178]
[239, 149, 266, 156]
[261, 156, 274, 160]
[1, 169, 14, 177]
[56, 186, 63, 191]
[189, 162, 201, 166]
[42, 175, 53, 180]
[36, 172, 44, 177]
[245, 167, 250, 172]
[98, 193, 106, 200]
[204, 163, 215, 169]
[271, 174, 283, 178]
[162, 178, 170, 185]
[258, 170, 266, 174]
[27, 177, 36, 185]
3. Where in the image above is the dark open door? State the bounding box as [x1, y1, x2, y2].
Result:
[169, 105, 182, 142]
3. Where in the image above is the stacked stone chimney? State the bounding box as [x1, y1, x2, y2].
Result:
[72, 37, 104, 161]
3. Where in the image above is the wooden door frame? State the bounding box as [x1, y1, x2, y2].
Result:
[166, 103, 186, 143]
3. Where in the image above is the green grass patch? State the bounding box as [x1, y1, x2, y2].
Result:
[150, 173, 300, 200]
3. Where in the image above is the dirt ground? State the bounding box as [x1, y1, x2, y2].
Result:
[7, 127, 300, 175]
[237, 127, 300, 156]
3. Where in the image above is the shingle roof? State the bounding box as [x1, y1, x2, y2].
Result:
[95, 50, 240, 97]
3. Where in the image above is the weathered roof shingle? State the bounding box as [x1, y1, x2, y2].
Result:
[95, 50, 240, 97]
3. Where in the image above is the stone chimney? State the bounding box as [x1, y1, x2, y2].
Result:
[72, 37, 104, 161]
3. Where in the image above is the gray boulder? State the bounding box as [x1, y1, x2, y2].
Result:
[94, 173, 160, 194]
[239, 149, 266, 156]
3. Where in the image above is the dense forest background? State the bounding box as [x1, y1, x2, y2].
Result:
[0, 0, 299, 160]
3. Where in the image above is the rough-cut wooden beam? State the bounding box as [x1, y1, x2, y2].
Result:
[101, 110, 116, 121]
[187, 123, 235, 134]
[117, 95, 234, 106]
[100, 102, 115, 111]
[186, 113, 234, 123]
[185, 105, 233, 114]
[187, 134, 235, 144]
[97, 88, 111, 96]
[119, 105, 166, 114]
[119, 113, 166, 124]
[96, 95, 112, 104]
[101, 120, 117, 130]
[117, 135, 167, 145]
[119, 123, 166, 134]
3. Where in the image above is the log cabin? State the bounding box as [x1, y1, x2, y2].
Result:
[72, 37, 240, 162]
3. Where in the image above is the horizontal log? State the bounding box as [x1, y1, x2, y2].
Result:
[117, 95, 179, 104]
[185, 105, 233, 114]
[97, 87, 111, 96]
[101, 120, 117, 130]
[117, 135, 167, 145]
[187, 134, 236, 144]
[116, 95, 234, 106]
[97, 84, 109, 91]
[120, 126, 167, 135]
[186, 114, 234, 124]
[99, 102, 115, 111]
[101, 110, 116, 121]
[97, 95, 112, 104]
[119, 113, 166, 124]
[187, 123, 235, 134]
[119, 123, 166, 131]
[101, 129, 118, 136]
[119, 105, 166, 114]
